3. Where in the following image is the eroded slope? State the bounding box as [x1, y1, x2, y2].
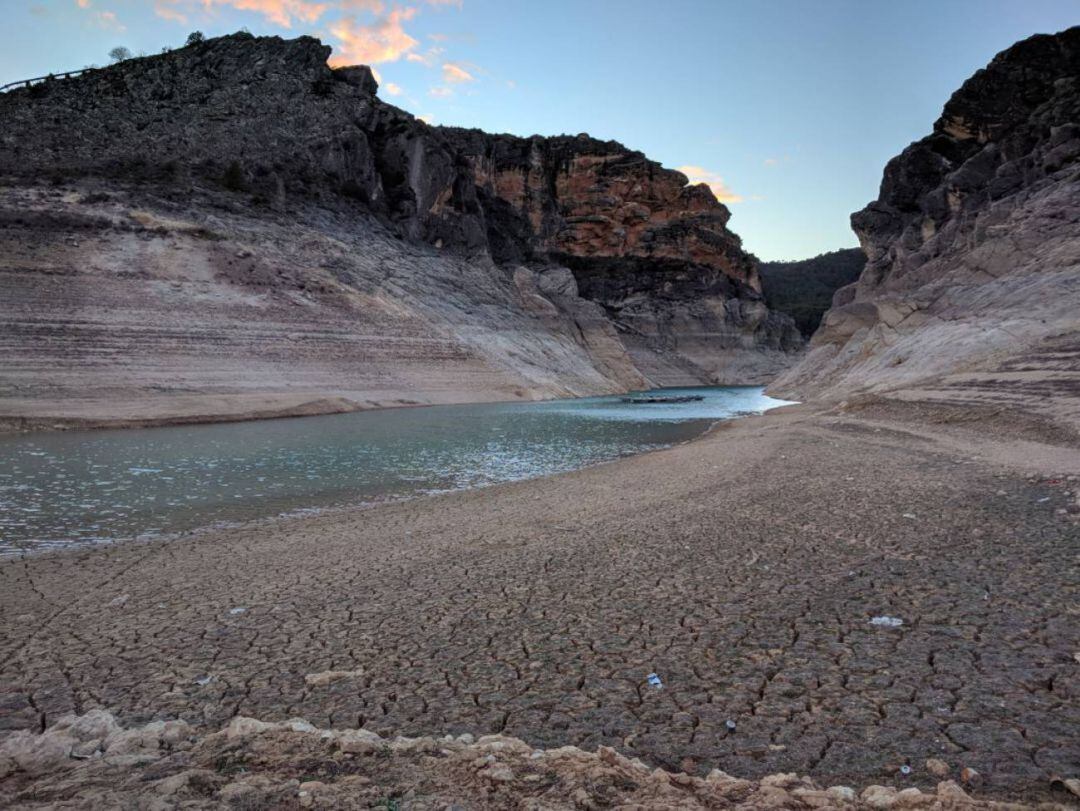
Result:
[769, 27, 1080, 430]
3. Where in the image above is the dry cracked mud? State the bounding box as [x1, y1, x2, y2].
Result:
[1, 402, 1078, 805]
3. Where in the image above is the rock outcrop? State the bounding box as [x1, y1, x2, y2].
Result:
[770, 27, 1080, 428]
[442, 129, 802, 384]
[0, 33, 801, 428]
[1, 711, 1059, 809]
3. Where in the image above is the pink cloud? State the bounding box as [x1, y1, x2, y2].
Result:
[676, 165, 743, 204]
[151, 0, 331, 28]
[440, 61, 473, 83]
[328, 7, 420, 66]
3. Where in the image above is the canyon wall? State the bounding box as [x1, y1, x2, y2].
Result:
[0, 33, 800, 428]
[442, 130, 801, 384]
[769, 26, 1080, 427]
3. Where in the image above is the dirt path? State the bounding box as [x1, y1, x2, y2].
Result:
[1, 403, 1078, 802]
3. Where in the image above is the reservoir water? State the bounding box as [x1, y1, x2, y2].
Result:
[0, 387, 792, 555]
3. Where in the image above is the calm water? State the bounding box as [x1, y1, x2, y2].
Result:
[0, 387, 793, 555]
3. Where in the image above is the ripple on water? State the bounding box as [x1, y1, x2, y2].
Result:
[0, 387, 794, 555]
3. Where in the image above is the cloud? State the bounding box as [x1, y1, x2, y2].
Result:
[425, 0, 461, 6]
[95, 9, 125, 29]
[417, 113, 434, 124]
[383, 81, 403, 95]
[151, 0, 331, 27]
[763, 155, 793, 168]
[406, 45, 444, 66]
[328, 7, 419, 66]
[428, 85, 453, 97]
[153, 1, 188, 23]
[215, 0, 330, 27]
[73, 0, 127, 30]
[341, 0, 384, 11]
[675, 165, 743, 204]
[440, 61, 473, 83]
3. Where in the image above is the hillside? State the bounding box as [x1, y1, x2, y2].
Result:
[769, 26, 1080, 432]
[759, 248, 866, 337]
[0, 33, 801, 430]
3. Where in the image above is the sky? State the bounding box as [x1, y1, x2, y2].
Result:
[3, 1, 1078, 260]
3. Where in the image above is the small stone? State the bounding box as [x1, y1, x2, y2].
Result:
[936, 780, 969, 800]
[54, 709, 119, 742]
[893, 787, 927, 808]
[959, 766, 981, 786]
[679, 756, 698, 774]
[0, 729, 77, 775]
[861, 784, 897, 809]
[70, 739, 101, 759]
[483, 764, 515, 782]
[925, 758, 949, 777]
[1053, 777, 1080, 798]
[826, 785, 856, 802]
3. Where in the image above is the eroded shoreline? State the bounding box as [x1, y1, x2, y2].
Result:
[1, 400, 1078, 805]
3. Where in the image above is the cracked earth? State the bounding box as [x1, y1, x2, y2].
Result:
[1, 402, 1078, 803]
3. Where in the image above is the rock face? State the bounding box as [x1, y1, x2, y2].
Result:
[770, 26, 1080, 423]
[0, 34, 801, 427]
[442, 129, 802, 384]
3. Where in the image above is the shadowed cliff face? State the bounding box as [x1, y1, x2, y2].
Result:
[0, 33, 802, 428]
[770, 26, 1080, 426]
[441, 129, 802, 383]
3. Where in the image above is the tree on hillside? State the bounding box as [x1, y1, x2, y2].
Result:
[108, 46, 132, 63]
[186, 31, 205, 47]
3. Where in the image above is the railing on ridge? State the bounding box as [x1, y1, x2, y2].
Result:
[0, 68, 98, 94]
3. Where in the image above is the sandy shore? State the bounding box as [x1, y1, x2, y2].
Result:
[1, 399, 1078, 804]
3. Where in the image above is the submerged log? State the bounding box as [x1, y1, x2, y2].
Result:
[620, 395, 705, 404]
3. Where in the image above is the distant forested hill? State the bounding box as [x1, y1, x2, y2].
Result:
[759, 248, 865, 337]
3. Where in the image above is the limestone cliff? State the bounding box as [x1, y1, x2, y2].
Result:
[0, 33, 800, 428]
[441, 130, 801, 384]
[770, 26, 1080, 428]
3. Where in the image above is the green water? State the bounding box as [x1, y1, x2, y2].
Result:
[0, 387, 793, 555]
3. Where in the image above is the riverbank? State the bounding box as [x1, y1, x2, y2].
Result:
[0, 391, 526, 434]
[1, 398, 1078, 806]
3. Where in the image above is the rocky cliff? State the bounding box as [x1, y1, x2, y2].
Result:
[0, 33, 800, 428]
[440, 130, 801, 384]
[770, 27, 1080, 429]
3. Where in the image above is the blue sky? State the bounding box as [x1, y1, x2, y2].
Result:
[4, 1, 1077, 259]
